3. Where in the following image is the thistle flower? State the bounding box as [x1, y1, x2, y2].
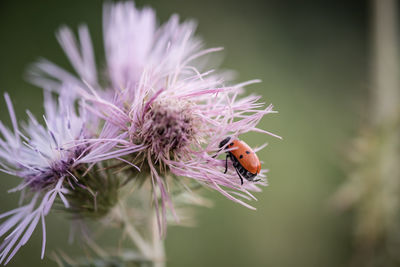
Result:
[29, 1, 281, 237]
[0, 92, 80, 264]
[0, 89, 138, 264]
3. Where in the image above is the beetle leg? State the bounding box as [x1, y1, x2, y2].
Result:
[235, 168, 244, 185]
[224, 154, 229, 174]
[253, 178, 261, 182]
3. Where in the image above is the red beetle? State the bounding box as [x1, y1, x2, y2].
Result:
[218, 137, 261, 185]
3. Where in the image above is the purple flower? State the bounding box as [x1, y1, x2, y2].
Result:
[29, 2, 280, 237]
[0, 92, 80, 263]
[30, 1, 281, 236]
[0, 89, 133, 264]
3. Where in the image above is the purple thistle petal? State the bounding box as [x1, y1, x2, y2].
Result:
[0, 228, 23, 264]
[142, 88, 165, 120]
[4, 212, 35, 241]
[56, 25, 98, 86]
[0, 208, 25, 221]
[115, 157, 140, 172]
[40, 213, 46, 259]
[253, 142, 269, 153]
[0, 213, 25, 238]
[209, 180, 256, 210]
[251, 127, 283, 140]
[4, 212, 39, 265]
[19, 213, 40, 246]
[43, 191, 58, 216]
[58, 192, 70, 209]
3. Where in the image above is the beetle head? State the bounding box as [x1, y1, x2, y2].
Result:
[219, 137, 231, 149]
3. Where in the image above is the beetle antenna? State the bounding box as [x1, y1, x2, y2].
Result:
[212, 149, 223, 158]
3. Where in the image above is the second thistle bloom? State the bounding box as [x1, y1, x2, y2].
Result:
[0, 91, 93, 264]
[0, 88, 140, 263]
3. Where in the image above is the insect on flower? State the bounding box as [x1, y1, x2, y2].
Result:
[218, 137, 261, 185]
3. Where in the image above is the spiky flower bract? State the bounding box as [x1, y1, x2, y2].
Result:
[0, 1, 280, 265]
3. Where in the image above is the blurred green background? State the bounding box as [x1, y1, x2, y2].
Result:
[0, 0, 368, 266]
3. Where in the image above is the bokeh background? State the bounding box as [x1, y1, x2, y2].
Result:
[0, 0, 371, 266]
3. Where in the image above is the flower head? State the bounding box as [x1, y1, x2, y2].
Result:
[138, 97, 200, 158]
[0, 91, 85, 263]
[29, 1, 281, 237]
[0, 89, 126, 263]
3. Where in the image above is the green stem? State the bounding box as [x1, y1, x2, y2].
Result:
[152, 211, 165, 267]
[371, 0, 400, 124]
[120, 204, 153, 259]
[119, 202, 166, 266]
